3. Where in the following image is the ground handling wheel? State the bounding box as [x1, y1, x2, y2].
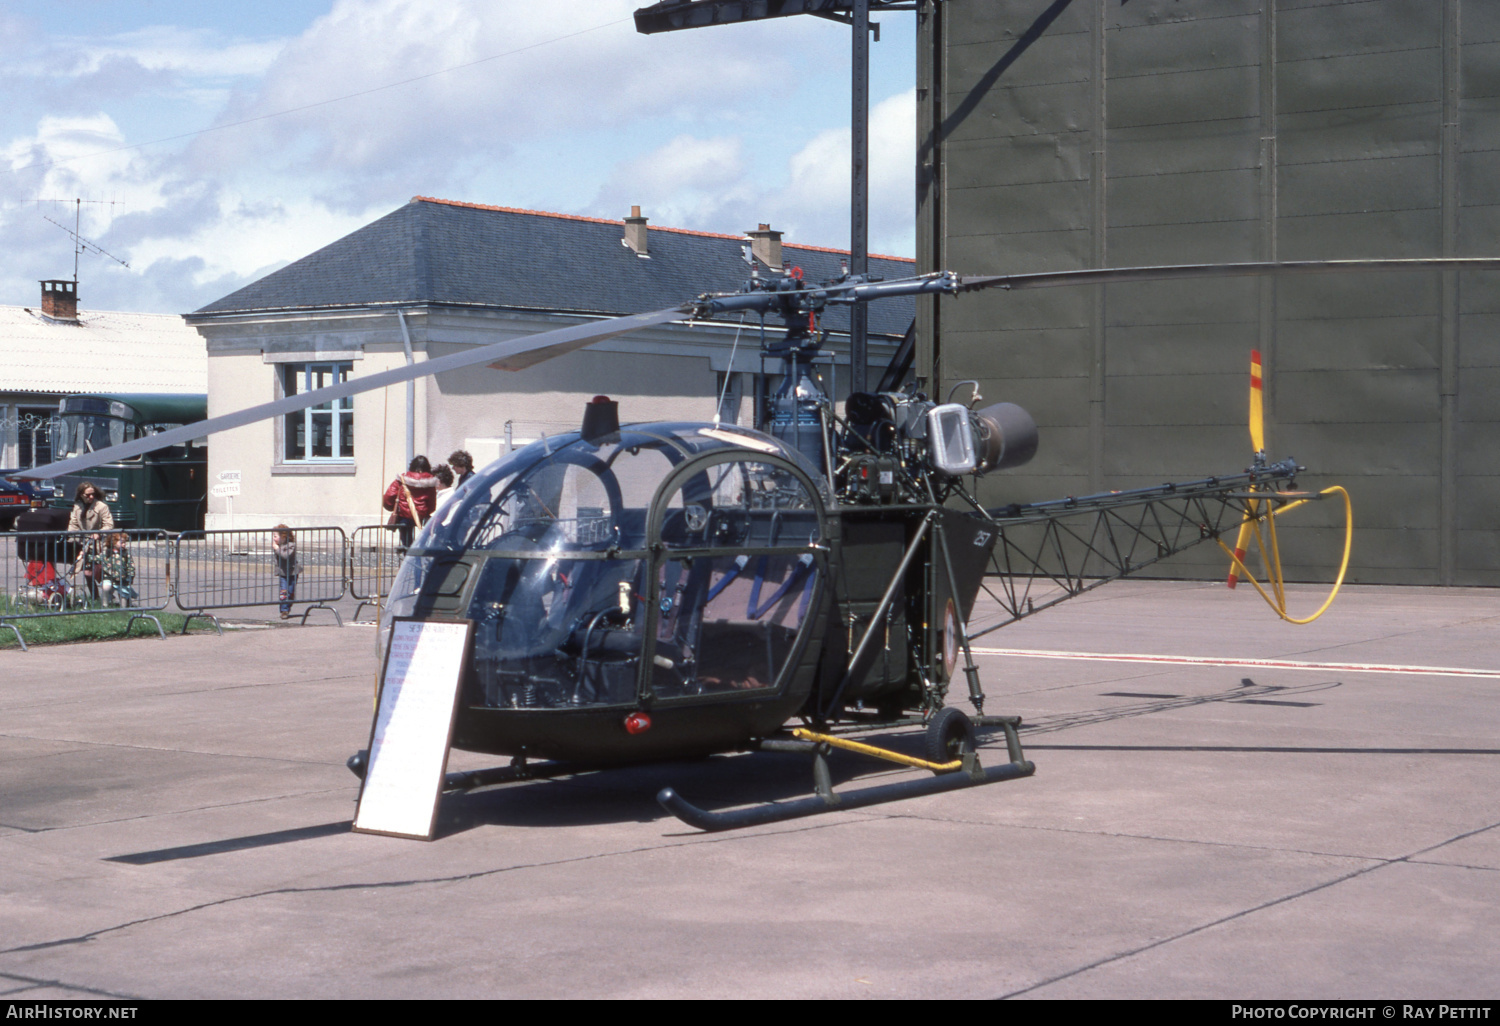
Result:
[924, 707, 976, 773]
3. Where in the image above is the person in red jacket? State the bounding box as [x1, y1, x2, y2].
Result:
[383, 456, 439, 549]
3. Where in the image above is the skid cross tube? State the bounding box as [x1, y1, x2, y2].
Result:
[791, 727, 960, 772]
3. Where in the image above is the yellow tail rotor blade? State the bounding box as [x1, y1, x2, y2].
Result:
[1230, 349, 1266, 588]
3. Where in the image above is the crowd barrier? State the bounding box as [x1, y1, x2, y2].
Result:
[0, 525, 432, 650]
[172, 527, 348, 631]
[348, 525, 404, 621]
[0, 529, 174, 650]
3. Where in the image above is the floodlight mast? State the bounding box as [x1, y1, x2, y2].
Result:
[633, 0, 918, 392]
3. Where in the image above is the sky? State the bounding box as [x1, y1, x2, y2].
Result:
[0, 0, 919, 315]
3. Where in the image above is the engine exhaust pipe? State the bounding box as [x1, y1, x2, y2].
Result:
[973, 402, 1039, 473]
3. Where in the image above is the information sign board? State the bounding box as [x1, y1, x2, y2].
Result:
[353, 618, 473, 840]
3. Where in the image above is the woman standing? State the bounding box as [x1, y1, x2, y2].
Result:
[382, 456, 439, 549]
[68, 481, 114, 603]
[68, 481, 114, 533]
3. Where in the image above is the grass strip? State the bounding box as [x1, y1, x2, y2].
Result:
[0, 609, 215, 647]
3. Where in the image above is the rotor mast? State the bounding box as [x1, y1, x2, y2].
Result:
[849, 0, 870, 392]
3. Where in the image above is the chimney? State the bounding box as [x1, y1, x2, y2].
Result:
[746, 224, 782, 272]
[623, 205, 649, 257]
[39, 280, 78, 322]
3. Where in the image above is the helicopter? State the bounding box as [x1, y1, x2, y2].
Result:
[19, 254, 1500, 833]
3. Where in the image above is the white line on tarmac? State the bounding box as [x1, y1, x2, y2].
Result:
[967, 647, 1500, 679]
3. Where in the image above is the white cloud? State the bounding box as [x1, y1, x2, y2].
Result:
[128, 193, 375, 284]
[0, 0, 916, 314]
[94, 27, 285, 78]
[773, 88, 917, 255]
[1, 114, 155, 212]
[189, 0, 792, 183]
[4, 25, 284, 81]
[593, 134, 754, 227]
[588, 89, 916, 257]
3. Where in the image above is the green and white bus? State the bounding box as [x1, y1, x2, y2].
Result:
[46, 393, 208, 531]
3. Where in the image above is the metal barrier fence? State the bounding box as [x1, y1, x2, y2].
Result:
[347, 525, 404, 620]
[0, 524, 416, 649]
[0, 529, 174, 649]
[173, 527, 348, 630]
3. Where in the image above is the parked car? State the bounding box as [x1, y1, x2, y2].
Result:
[0, 470, 49, 530]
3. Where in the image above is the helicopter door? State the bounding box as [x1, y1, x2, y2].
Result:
[647, 454, 825, 701]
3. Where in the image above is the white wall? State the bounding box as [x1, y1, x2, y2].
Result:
[204, 347, 415, 532]
[198, 307, 738, 532]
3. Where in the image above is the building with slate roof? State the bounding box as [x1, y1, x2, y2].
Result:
[1, 282, 207, 470]
[186, 196, 915, 530]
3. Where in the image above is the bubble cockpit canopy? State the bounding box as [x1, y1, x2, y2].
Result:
[384, 422, 831, 712]
[413, 422, 828, 557]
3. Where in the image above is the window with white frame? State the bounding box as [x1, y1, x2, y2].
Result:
[282, 362, 354, 462]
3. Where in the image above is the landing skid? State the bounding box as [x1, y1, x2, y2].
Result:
[344, 713, 1034, 833]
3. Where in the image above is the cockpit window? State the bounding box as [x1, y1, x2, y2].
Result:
[467, 554, 649, 709]
[417, 429, 690, 554]
[470, 457, 618, 551]
[660, 460, 821, 549]
[650, 458, 822, 699]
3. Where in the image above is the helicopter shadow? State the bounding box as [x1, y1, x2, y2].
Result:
[432, 733, 946, 838]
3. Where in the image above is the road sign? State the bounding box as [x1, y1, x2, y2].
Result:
[211, 482, 240, 498]
[217, 469, 241, 483]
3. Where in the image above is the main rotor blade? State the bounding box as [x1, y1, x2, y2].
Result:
[16, 306, 688, 481]
[958, 258, 1500, 292]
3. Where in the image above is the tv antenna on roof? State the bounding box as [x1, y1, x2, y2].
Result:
[37, 197, 129, 282]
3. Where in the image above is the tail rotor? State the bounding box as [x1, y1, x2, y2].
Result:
[1218, 349, 1353, 624]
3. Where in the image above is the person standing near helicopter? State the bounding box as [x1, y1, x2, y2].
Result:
[271, 524, 298, 620]
[68, 481, 113, 533]
[68, 481, 114, 603]
[383, 456, 438, 549]
[447, 449, 475, 489]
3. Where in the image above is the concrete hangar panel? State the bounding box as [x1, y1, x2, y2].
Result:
[915, 0, 1500, 585]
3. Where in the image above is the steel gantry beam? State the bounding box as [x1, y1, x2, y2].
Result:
[634, 1, 914, 34]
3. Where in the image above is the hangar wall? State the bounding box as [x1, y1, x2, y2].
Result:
[916, 0, 1500, 585]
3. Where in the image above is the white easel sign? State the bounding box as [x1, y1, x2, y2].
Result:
[353, 618, 473, 840]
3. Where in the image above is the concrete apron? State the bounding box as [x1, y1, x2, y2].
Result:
[0, 579, 1497, 998]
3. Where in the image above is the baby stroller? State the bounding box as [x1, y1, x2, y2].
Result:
[94, 539, 138, 608]
[19, 559, 70, 610]
[13, 507, 78, 610]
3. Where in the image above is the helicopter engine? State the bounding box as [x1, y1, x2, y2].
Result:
[838, 391, 1039, 505]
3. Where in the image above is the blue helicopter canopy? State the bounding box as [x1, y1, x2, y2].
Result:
[383, 422, 830, 713]
[414, 421, 826, 556]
